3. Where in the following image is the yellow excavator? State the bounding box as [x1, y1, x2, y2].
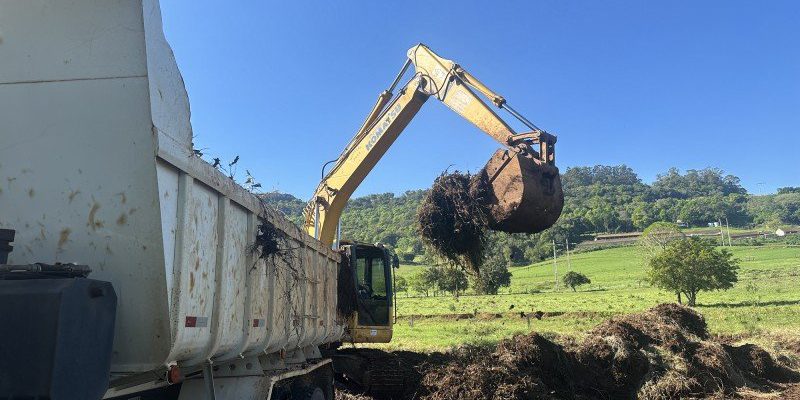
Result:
[306, 43, 564, 396]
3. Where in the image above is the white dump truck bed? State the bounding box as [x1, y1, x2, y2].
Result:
[0, 0, 344, 389]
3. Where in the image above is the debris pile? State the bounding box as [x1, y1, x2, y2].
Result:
[250, 220, 285, 260]
[339, 304, 800, 399]
[416, 171, 491, 275]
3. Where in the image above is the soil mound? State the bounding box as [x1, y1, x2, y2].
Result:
[416, 171, 490, 274]
[339, 304, 800, 399]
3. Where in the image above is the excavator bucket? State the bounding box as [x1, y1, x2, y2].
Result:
[479, 148, 564, 234]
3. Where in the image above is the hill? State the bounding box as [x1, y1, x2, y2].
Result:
[262, 166, 800, 264]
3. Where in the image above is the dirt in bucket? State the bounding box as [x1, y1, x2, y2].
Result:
[416, 170, 491, 275]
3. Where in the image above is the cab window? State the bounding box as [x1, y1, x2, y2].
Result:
[369, 257, 387, 298]
[355, 256, 388, 300]
[353, 247, 392, 326]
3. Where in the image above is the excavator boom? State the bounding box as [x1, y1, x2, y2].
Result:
[305, 44, 563, 246]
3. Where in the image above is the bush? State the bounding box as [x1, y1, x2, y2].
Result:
[562, 271, 591, 292]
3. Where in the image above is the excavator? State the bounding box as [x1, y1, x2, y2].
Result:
[304, 44, 564, 397]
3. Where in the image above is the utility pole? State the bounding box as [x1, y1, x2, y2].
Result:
[565, 238, 572, 271]
[552, 239, 558, 290]
[725, 217, 732, 247]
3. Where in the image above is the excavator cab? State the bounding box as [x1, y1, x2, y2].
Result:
[333, 243, 406, 397]
[340, 242, 394, 343]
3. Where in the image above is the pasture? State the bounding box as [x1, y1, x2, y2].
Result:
[385, 245, 800, 351]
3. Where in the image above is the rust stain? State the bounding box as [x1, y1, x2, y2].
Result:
[194, 259, 200, 270]
[116, 213, 127, 226]
[116, 192, 127, 204]
[128, 208, 137, 215]
[87, 203, 104, 230]
[57, 228, 71, 249]
[27, 188, 35, 198]
[68, 190, 81, 203]
[189, 272, 195, 292]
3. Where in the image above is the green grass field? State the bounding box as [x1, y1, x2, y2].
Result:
[384, 245, 800, 351]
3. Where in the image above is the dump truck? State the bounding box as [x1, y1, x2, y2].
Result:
[0, 1, 562, 399]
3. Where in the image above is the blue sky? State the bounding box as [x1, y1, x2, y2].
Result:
[160, 1, 799, 199]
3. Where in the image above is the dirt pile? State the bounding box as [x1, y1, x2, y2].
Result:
[416, 171, 491, 274]
[340, 304, 800, 399]
[250, 220, 285, 260]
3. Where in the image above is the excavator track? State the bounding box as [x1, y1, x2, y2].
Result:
[332, 348, 409, 399]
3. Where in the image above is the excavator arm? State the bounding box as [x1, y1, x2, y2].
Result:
[304, 43, 561, 246]
[318, 44, 565, 397]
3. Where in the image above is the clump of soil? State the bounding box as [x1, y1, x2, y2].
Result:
[416, 171, 491, 275]
[339, 304, 800, 400]
[250, 220, 285, 260]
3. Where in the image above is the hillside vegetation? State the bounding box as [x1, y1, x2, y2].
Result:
[263, 166, 800, 266]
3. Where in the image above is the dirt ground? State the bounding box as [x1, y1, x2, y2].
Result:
[337, 304, 800, 400]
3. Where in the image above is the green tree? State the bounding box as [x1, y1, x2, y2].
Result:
[652, 198, 683, 224]
[434, 266, 469, 297]
[678, 196, 726, 226]
[778, 187, 800, 194]
[648, 237, 739, 306]
[652, 168, 746, 199]
[394, 276, 408, 297]
[631, 201, 656, 231]
[410, 270, 434, 297]
[562, 271, 591, 292]
[748, 193, 800, 226]
[472, 245, 512, 295]
[585, 197, 619, 233]
[639, 222, 685, 258]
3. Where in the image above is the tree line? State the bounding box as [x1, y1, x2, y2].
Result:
[262, 166, 799, 268]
